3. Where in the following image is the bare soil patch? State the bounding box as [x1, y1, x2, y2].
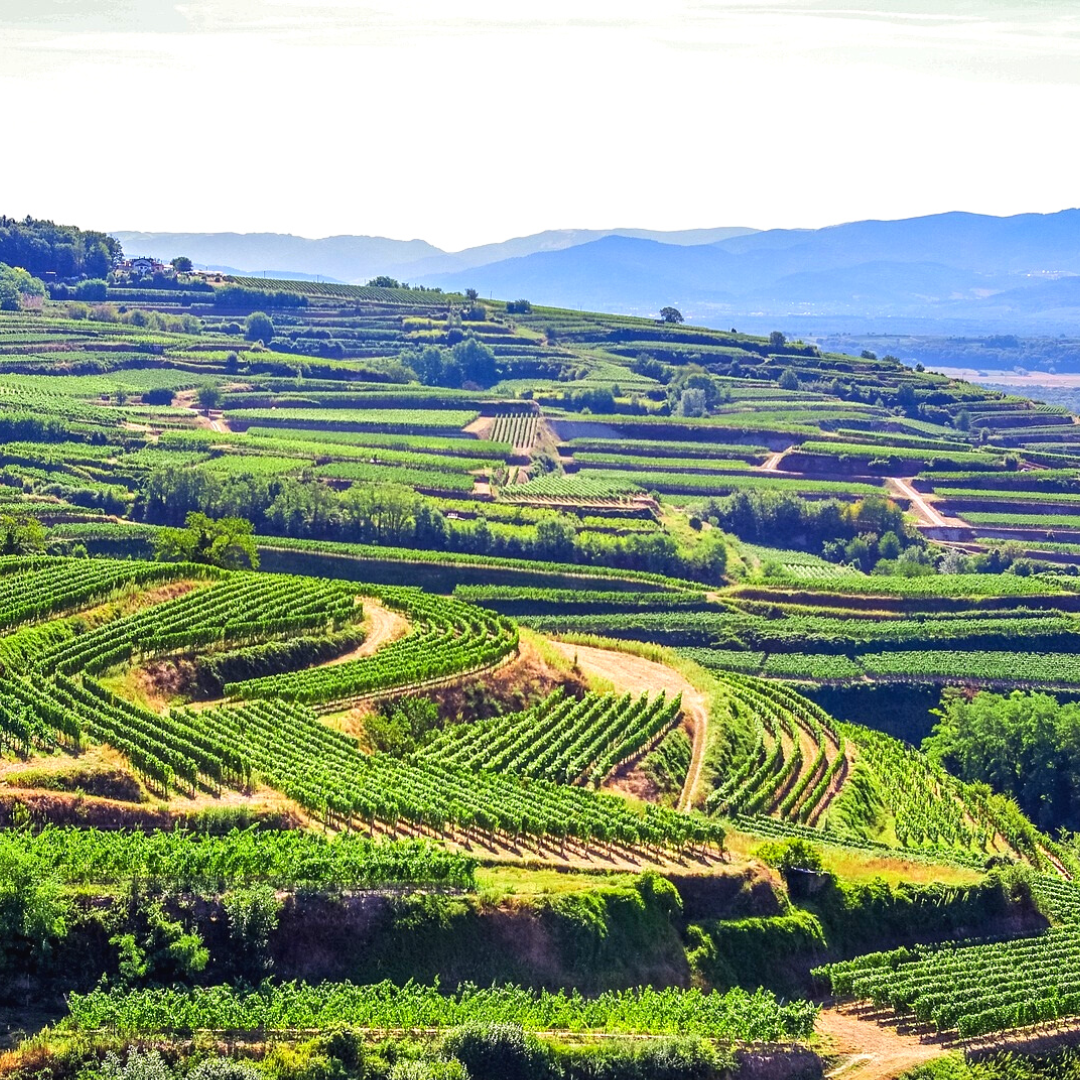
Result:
[818, 1003, 947, 1080]
[325, 600, 409, 666]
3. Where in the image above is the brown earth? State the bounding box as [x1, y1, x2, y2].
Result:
[0, 788, 303, 831]
[324, 600, 410, 666]
[817, 1003, 947, 1080]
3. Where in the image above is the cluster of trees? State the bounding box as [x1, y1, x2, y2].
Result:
[0, 512, 46, 555]
[0, 264, 46, 312]
[138, 468, 727, 581]
[152, 512, 259, 570]
[50, 279, 108, 302]
[705, 491, 910, 557]
[400, 338, 498, 389]
[927, 690, 1080, 832]
[0, 216, 120, 279]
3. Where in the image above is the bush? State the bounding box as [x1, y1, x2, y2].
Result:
[101, 1050, 174, 1080]
[245, 312, 275, 344]
[557, 1036, 727, 1080]
[442, 1024, 553, 1080]
[753, 838, 824, 875]
[188, 1061, 263, 1080]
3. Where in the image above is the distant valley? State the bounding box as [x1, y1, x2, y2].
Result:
[118, 209, 1080, 334]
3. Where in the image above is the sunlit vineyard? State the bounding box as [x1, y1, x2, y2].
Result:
[419, 687, 683, 786]
[488, 412, 539, 450]
[63, 980, 819, 1041]
[4, 253, 1080, 1061]
[818, 891, 1080, 1037]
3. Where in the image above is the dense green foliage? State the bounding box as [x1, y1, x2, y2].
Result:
[63, 979, 819, 1040]
[926, 690, 1080, 832]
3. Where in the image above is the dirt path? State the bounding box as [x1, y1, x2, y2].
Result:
[808, 739, 853, 825]
[325, 600, 409, 666]
[761, 447, 792, 472]
[888, 477, 948, 528]
[187, 600, 407, 713]
[818, 1004, 947, 1080]
[549, 642, 709, 811]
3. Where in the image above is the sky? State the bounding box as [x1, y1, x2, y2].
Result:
[2, 0, 1079, 251]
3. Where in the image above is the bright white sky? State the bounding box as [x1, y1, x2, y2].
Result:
[3, 1, 1079, 251]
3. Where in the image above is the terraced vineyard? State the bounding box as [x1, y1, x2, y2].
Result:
[8, 253, 1080, 1063]
[706, 675, 846, 826]
[0, 556, 724, 862]
[223, 589, 517, 704]
[818, 887, 1080, 1037]
[488, 412, 539, 450]
[63, 980, 819, 1041]
[418, 687, 683, 786]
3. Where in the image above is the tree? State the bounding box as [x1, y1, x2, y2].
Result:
[0, 513, 46, 555]
[196, 384, 223, 412]
[0, 850, 69, 987]
[368, 275, 401, 288]
[170, 256, 193, 272]
[676, 387, 708, 417]
[223, 885, 281, 979]
[659, 306, 683, 324]
[535, 518, 575, 560]
[152, 511, 260, 570]
[0, 216, 121, 279]
[769, 330, 786, 349]
[0, 264, 47, 312]
[896, 382, 919, 414]
[244, 311, 274, 343]
[877, 530, 902, 560]
[926, 690, 1080, 832]
[844, 536, 872, 571]
[465, 288, 479, 301]
[778, 368, 800, 391]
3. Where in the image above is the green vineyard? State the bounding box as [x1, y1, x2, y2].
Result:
[819, 881, 1080, 1037]
[8, 232, 1080, 1066]
[418, 688, 684, 786]
[488, 412, 540, 450]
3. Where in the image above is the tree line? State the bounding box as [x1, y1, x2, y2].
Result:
[138, 466, 727, 582]
[0, 216, 120, 279]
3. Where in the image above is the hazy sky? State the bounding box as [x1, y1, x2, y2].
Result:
[3, 1, 1078, 250]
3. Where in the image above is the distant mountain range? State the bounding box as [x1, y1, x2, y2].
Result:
[111, 226, 757, 288]
[115, 210, 1080, 333]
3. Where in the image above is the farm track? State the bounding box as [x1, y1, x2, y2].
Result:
[548, 641, 709, 812]
[818, 1004, 946, 1080]
[888, 477, 948, 527]
[821, 1004, 1080, 1076]
[323, 600, 410, 666]
[888, 476, 972, 531]
[760, 446, 793, 472]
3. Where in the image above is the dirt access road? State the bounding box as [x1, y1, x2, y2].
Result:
[888, 477, 952, 529]
[761, 447, 793, 472]
[325, 600, 409, 666]
[818, 1004, 947, 1080]
[549, 642, 709, 811]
